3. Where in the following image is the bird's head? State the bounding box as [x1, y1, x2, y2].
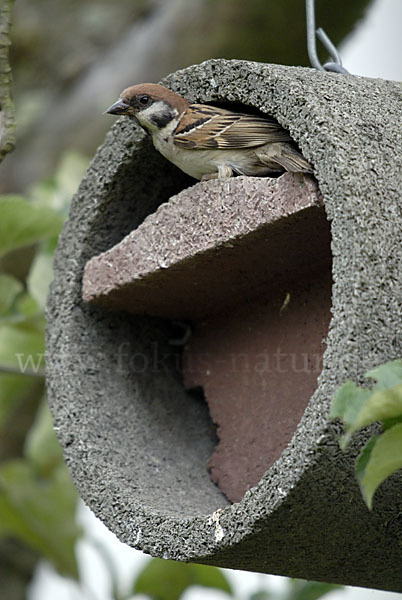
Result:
[105, 83, 190, 132]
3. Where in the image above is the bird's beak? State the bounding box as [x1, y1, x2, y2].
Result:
[105, 98, 132, 115]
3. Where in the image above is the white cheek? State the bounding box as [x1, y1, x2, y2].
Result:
[136, 101, 178, 130]
[136, 102, 161, 122]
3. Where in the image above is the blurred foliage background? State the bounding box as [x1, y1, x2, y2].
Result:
[1, 0, 371, 193]
[0, 0, 375, 598]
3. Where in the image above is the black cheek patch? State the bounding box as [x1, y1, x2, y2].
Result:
[150, 107, 176, 129]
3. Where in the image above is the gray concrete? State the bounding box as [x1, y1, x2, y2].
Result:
[46, 60, 402, 590]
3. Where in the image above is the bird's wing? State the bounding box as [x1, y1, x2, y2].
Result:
[173, 105, 291, 149]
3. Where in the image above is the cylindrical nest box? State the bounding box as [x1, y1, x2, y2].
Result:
[46, 60, 402, 591]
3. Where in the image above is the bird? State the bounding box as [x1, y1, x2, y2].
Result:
[105, 83, 312, 181]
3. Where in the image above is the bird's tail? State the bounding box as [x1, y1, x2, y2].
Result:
[257, 142, 313, 174]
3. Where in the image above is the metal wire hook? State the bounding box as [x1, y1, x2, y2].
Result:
[306, 0, 349, 74]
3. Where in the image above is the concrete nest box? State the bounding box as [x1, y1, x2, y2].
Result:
[46, 60, 402, 590]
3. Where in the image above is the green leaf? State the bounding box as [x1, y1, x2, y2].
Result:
[367, 360, 402, 389]
[27, 245, 55, 309]
[0, 195, 63, 258]
[133, 558, 232, 599]
[0, 459, 81, 578]
[0, 317, 45, 374]
[345, 383, 402, 443]
[249, 592, 275, 600]
[357, 423, 402, 509]
[330, 360, 402, 447]
[286, 580, 342, 600]
[330, 380, 371, 424]
[382, 415, 402, 430]
[189, 563, 232, 592]
[330, 381, 371, 448]
[355, 436, 378, 482]
[0, 374, 43, 430]
[29, 151, 89, 216]
[0, 274, 23, 315]
[24, 399, 63, 475]
[16, 292, 40, 317]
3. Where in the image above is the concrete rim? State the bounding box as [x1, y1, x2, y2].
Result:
[46, 59, 402, 581]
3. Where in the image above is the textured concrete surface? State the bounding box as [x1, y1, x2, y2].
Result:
[46, 60, 402, 590]
[82, 173, 326, 318]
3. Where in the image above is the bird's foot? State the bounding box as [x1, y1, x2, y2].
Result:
[201, 173, 219, 181]
[201, 165, 233, 181]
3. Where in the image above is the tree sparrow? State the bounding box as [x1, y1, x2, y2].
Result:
[106, 83, 312, 180]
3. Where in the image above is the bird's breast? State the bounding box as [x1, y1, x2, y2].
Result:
[152, 131, 216, 179]
[151, 130, 278, 180]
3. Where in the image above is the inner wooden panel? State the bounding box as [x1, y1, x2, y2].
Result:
[184, 269, 332, 503]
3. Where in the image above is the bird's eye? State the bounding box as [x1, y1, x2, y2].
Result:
[138, 95, 151, 106]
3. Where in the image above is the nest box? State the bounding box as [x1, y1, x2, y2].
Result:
[46, 60, 402, 591]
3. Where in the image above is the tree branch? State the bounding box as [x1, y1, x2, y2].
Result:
[0, 0, 15, 163]
[0, 361, 46, 378]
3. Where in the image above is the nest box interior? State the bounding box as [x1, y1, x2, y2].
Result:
[83, 172, 331, 502]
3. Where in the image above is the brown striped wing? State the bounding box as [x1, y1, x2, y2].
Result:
[173, 104, 291, 149]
